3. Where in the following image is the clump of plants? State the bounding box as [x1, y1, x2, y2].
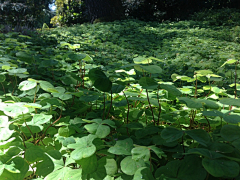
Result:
[1, 12, 240, 179]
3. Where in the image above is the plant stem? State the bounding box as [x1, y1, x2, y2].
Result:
[146, 89, 155, 125]
[123, 91, 130, 125]
[102, 92, 106, 120]
[106, 90, 112, 119]
[1, 82, 6, 98]
[194, 74, 197, 99]
[203, 116, 211, 133]
[157, 88, 162, 126]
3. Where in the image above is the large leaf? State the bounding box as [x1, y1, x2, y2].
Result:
[120, 156, 145, 175]
[76, 154, 97, 174]
[108, 138, 133, 155]
[45, 167, 82, 180]
[185, 129, 211, 147]
[133, 167, 155, 180]
[219, 98, 240, 107]
[161, 127, 184, 142]
[160, 84, 182, 96]
[0, 116, 14, 141]
[202, 158, 239, 178]
[139, 77, 158, 89]
[220, 125, 240, 141]
[131, 146, 150, 162]
[68, 135, 97, 160]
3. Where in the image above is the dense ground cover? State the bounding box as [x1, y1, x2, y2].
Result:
[1, 9, 240, 179]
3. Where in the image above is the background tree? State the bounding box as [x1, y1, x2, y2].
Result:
[0, 0, 54, 28]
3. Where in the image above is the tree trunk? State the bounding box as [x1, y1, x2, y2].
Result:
[84, 0, 124, 23]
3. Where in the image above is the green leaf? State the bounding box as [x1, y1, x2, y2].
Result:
[178, 97, 203, 109]
[197, 99, 219, 109]
[155, 155, 206, 180]
[68, 53, 86, 61]
[0, 116, 14, 141]
[220, 125, 240, 141]
[131, 147, 150, 162]
[8, 68, 27, 74]
[16, 52, 33, 63]
[133, 167, 155, 180]
[0, 157, 28, 180]
[76, 154, 97, 174]
[160, 84, 182, 96]
[120, 156, 145, 175]
[84, 123, 110, 138]
[89, 68, 107, 82]
[93, 78, 112, 92]
[39, 81, 58, 93]
[202, 158, 239, 177]
[139, 77, 158, 89]
[108, 138, 133, 155]
[45, 167, 82, 180]
[219, 98, 240, 106]
[223, 114, 240, 124]
[36, 154, 54, 177]
[161, 127, 184, 142]
[148, 146, 166, 159]
[19, 80, 37, 91]
[31, 114, 52, 125]
[140, 65, 162, 74]
[58, 126, 75, 137]
[111, 85, 125, 93]
[195, 70, 213, 75]
[98, 157, 117, 176]
[68, 135, 97, 160]
[0, 74, 6, 82]
[186, 129, 211, 147]
[221, 59, 238, 67]
[133, 56, 152, 64]
[25, 146, 44, 163]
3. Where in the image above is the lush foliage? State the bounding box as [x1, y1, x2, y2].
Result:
[0, 0, 54, 28]
[1, 10, 240, 179]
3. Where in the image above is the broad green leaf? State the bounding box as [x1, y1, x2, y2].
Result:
[202, 158, 239, 178]
[39, 81, 58, 93]
[45, 167, 82, 180]
[111, 85, 125, 93]
[0, 116, 14, 141]
[133, 56, 152, 64]
[80, 95, 99, 102]
[25, 146, 44, 163]
[36, 154, 54, 177]
[220, 125, 240, 141]
[219, 98, 240, 106]
[108, 138, 133, 155]
[197, 99, 219, 109]
[202, 110, 223, 117]
[131, 147, 150, 162]
[160, 84, 182, 96]
[139, 77, 158, 89]
[155, 155, 206, 180]
[140, 65, 162, 74]
[68, 53, 86, 61]
[221, 59, 238, 67]
[209, 142, 234, 153]
[76, 154, 97, 174]
[195, 70, 213, 75]
[19, 80, 37, 91]
[31, 114, 52, 125]
[0, 74, 6, 82]
[16, 52, 33, 63]
[89, 68, 107, 82]
[133, 167, 154, 180]
[120, 156, 145, 175]
[58, 126, 75, 137]
[98, 157, 117, 176]
[161, 127, 184, 142]
[8, 68, 27, 74]
[178, 97, 203, 109]
[223, 114, 240, 124]
[68, 135, 97, 160]
[0, 157, 28, 180]
[186, 129, 211, 147]
[93, 78, 112, 92]
[148, 146, 166, 159]
[84, 123, 110, 138]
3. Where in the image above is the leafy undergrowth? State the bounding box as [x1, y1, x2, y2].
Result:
[1, 16, 240, 180]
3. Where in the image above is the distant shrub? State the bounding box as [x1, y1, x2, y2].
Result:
[190, 8, 240, 26]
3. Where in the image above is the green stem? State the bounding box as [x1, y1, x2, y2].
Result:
[146, 89, 155, 125]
